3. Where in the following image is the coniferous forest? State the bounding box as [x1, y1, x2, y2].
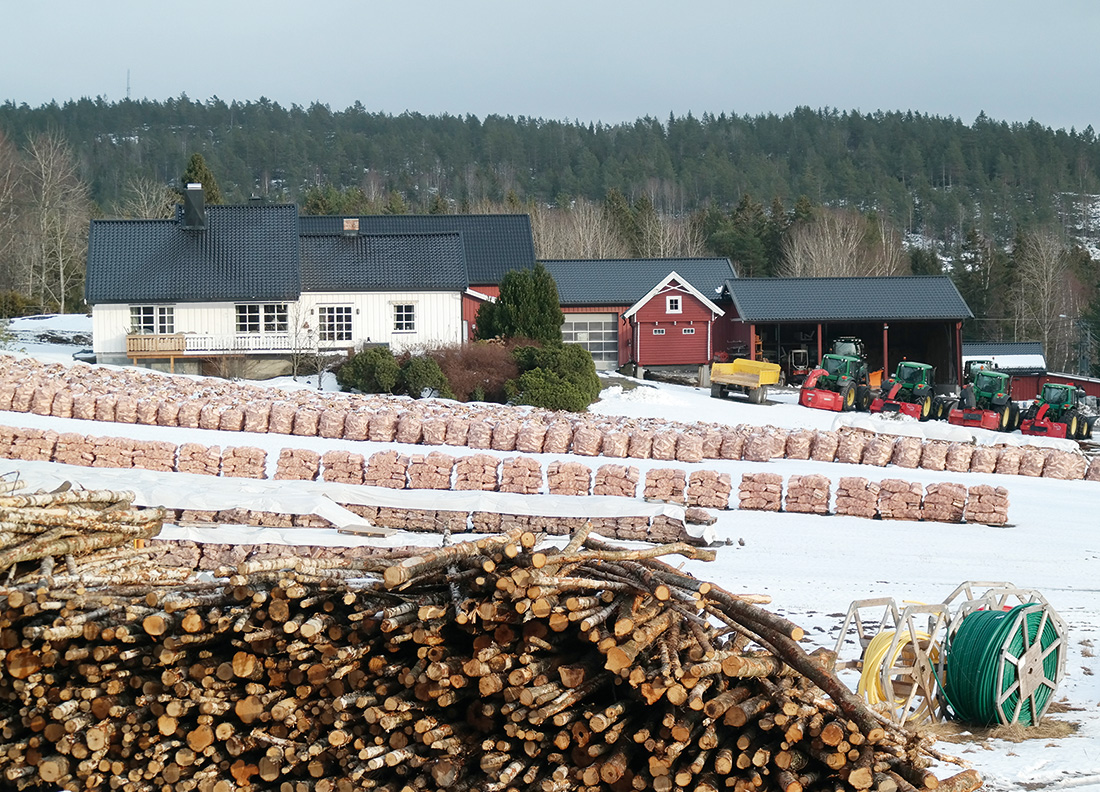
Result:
[1, 96, 1099, 373]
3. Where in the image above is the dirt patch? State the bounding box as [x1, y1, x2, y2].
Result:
[927, 712, 1078, 744]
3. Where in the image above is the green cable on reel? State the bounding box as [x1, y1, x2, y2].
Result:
[943, 603, 1065, 726]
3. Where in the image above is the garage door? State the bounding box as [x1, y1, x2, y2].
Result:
[562, 313, 619, 370]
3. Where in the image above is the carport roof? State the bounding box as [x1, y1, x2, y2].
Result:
[722, 276, 972, 322]
[543, 258, 735, 305]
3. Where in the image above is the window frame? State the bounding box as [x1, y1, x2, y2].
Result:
[666, 295, 682, 314]
[130, 305, 175, 335]
[317, 305, 354, 343]
[652, 327, 666, 336]
[393, 303, 416, 333]
[682, 327, 696, 335]
[235, 303, 289, 335]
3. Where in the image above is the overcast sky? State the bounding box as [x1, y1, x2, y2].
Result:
[4, 1, 1099, 132]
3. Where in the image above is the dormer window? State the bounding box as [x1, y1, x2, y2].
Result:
[666, 296, 682, 314]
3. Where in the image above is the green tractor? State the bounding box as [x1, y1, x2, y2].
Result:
[798, 353, 873, 412]
[869, 361, 948, 421]
[947, 370, 1020, 432]
[1021, 383, 1094, 440]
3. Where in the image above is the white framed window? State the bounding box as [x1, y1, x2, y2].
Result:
[236, 303, 288, 334]
[394, 303, 416, 332]
[666, 296, 682, 314]
[318, 305, 353, 342]
[130, 305, 174, 334]
[682, 327, 696, 335]
[653, 328, 666, 336]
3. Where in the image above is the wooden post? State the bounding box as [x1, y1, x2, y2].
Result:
[882, 323, 889, 376]
[816, 323, 823, 364]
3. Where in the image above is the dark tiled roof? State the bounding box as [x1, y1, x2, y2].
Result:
[962, 341, 1045, 357]
[300, 231, 468, 291]
[298, 214, 534, 285]
[541, 258, 736, 306]
[86, 205, 300, 304]
[723, 276, 972, 322]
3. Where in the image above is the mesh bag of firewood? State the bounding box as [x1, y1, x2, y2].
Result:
[444, 416, 470, 446]
[364, 450, 410, 489]
[1017, 446, 1048, 477]
[701, 427, 724, 459]
[628, 428, 654, 459]
[543, 420, 574, 454]
[968, 445, 998, 474]
[28, 386, 56, 417]
[94, 393, 118, 423]
[219, 405, 245, 432]
[72, 391, 98, 421]
[274, 448, 321, 481]
[738, 472, 782, 511]
[836, 430, 870, 465]
[720, 429, 746, 460]
[919, 440, 949, 471]
[861, 435, 895, 467]
[52, 432, 91, 467]
[242, 400, 271, 433]
[612, 517, 651, 541]
[467, 419, 494, 450]
[0, 426, 15, 458]
[197, 401, 224, 431]
[455, 454, 500, 491]
[178, 443, 221, 475]
[994, 445, 1023, 475]
[9, 428, 58, 462]
[810, 430, 840, 462]
[943, 443, 974, 473]
[50, 390, 74, 419]
[547, 461, 592, 496]
[784, 429, 814, 460]
[644, 467, 687, 504]
[890, 436, 923, 469]
[675, 433, 704, 463]
[0, 383, 17, 411]
[220, 446, 267, 479]
[515, 421, 547, 453]
[1042, 450, 1087, 480]
[369, 411, 399, 443]
[131, 440, 177, 473]
[650, 429, 678, 461]
[499, 457, 543, 494]
[291, 408, 320, 437]
[687, 470, 732, 509]
[490, 420, 520, 452]
[601, 428, 630, 458]
[835, 476, 880, 518]
[965, 484, 1010, 525]
[421, 417, 448, 446]
[742, 431, 779, 463]
[113, 394, 138, 423]
[784, 474, 831, 514]
[321, 450, 365, 485]
[1087, 457, 1100, 482]
[341, 410, 370, 441]
[470, 511, 503, 533]
[593, 464, 640, 498]
[921, 482, 967, 523]
[877, 479, 923, 520]
[177, 398, 206, 428]
[571, 424, 603, 457]
[649, 514, 688, 542]
[407, 452, 456, 490]
[394, 412, 422, 445]
[268, 402, 297, 434]
[90, 436, 135, 469]
[318, 409, 347, 439]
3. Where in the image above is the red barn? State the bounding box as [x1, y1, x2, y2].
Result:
[623, 273, 724, 366]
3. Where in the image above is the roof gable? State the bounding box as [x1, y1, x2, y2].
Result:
[300, 231, 468, 292]
[86, 204, 301, 304]
[623, 272, 725, 319]
[723, 276, 972, 322]
[542, 258, 736, 305]
[298, 214, 534, 284]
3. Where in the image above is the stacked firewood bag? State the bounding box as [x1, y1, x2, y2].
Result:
[920, 482, 968, 523]
[686, 470, 733, 509]
[876, 479, 924, 521]
[499, 457, 543, 495]
[784, 474, 832, 515]
[739, 472, 783, 511]
[592, 464, 639, 498]
[546, 461, 592, 496]
[644, 468, 687, 504]
[407, 452, 456, 490]
[964, 485, 1011, 526]
[273, 448, 321, 481]
[835, 477, 880, 519]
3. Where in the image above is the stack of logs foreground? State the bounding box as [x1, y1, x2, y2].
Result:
[0, 484, 982, 792]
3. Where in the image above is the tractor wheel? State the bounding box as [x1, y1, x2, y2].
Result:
[710, 384, 724, 400]
[1085, 418, 1095, 440]
[998, 404, 1011, 431]
[919, 395, 932, 421]
[1009, 403, 1021, 431]
[841, 383, 856, 411]
[856, 385, 872, 412]
[1065, 411, 1079, 439]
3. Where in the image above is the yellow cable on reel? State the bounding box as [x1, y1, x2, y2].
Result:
[857, 629, 941, 724]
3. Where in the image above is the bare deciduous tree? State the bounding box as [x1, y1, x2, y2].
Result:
[116, 176, 176, 219]
[1012, 231, 1076, 371]
[781, 208, 907, 277]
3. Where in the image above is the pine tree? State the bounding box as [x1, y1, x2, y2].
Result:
[180, 153, 224, 205]
[475, 263, 563, 343]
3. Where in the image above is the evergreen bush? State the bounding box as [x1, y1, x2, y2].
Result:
[336, 345, 400, 394]
[400, 355, 454, 399]
[507, 343, 601, 411]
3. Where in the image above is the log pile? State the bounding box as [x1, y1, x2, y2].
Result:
[964, 485, 1010, 526]
[686, 470, 732, 510]
[877, 480, 924, 521]
[644, 469, 687, 505]
[739, 473, 783, 512]
[784, 475, 831, 515]
[920, 483, 967, 524]
[0, 518, 974, 792]
[834, 478, 880, 519]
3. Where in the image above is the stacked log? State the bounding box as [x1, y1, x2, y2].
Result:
[834, 477, 880, 519]
[944, 443, 975, 473]
[784, 474, 831, 515]
[592, 464, 639, 498]
[877, 479, 924, 521]
[860, 435, 895, 467]
[921, 482, 968, 523]
[687, 470, 733, 509]
[364, 449, 409, 489]
[407, 452, 456, 490]
[454, 454, 500, 491]
[0, 521, 971, 792]
[320, 451, 365, 485]
[547, 461, 593, 496]
[836, 430, 870, 465]
[274, 448, 321, 481]
[644, 468, 687, 504]
[965, 485, 1010, 525]
[220, 446, 268, 479]
[130, 439, 178, 472]
[1042, 451, 1088, 480]
[177, 443, 222, 475]
[499, 457, 543, 495]
[739, 472, 783, 511]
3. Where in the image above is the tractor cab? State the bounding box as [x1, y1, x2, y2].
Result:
[973, 371, 1009, 398]
[894, 362, 930, 386]
[1040, 383, 1071, 406]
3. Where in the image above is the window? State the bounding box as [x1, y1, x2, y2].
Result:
[130, 305, 174, 334]
[394, 303, 416, 332]
[318, 306, 353, 342]
[682, 327, 696, 335]
[236, 303, 288, 334]
[652, 328, 666, 336]
[666, 296, 681, 314]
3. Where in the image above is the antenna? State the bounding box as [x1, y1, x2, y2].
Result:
[126, 69, 130, 100]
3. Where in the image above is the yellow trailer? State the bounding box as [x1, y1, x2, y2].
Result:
[710, 359, 782, 404]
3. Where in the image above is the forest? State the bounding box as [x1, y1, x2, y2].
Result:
[0, 96, 1098, 373]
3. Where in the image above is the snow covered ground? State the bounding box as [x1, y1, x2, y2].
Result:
[4, 315, 1100, 791]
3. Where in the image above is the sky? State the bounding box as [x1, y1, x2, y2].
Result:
[4, 1, 1100, 132]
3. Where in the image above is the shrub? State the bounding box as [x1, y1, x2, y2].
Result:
[508, 343, 601, 411]
[506, 367, 592, 412]
[336, 345, 400, 394]
[400, 355, 454, 399]
[475, 263, 563, 343]
[423, 341, 522, 402]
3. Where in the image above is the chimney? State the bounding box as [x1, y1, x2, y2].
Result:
[342, 217, 359, 237]
[182, 183, 206, 230]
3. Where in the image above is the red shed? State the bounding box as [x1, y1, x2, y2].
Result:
[623, 273, 724, 366]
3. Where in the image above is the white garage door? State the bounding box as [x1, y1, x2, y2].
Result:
[562, 313, 619, 370]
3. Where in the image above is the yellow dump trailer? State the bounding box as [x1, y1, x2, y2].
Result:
[709, 359, 782, 404]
